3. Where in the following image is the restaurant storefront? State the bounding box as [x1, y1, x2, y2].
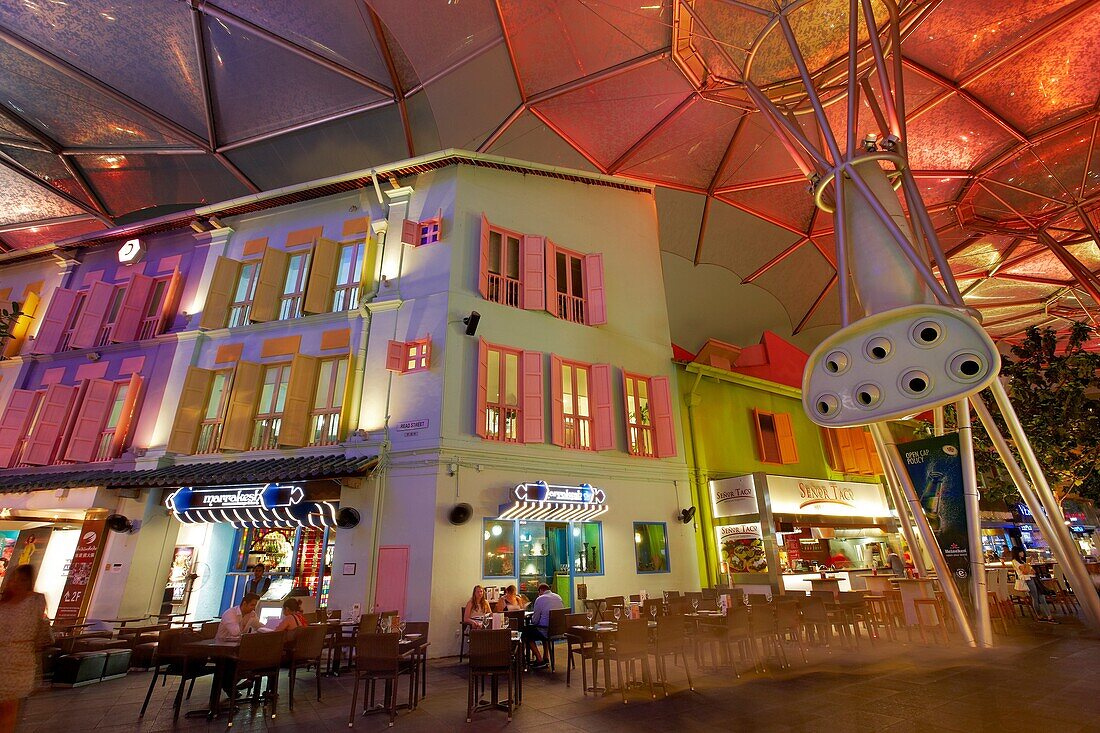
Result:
[708, 473, 900, 593]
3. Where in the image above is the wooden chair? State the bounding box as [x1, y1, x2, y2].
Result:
[466, 629, 514, 723]
[284, 625, 325, 710]
[139, 628, 214, 720]
[608, 618, 654, 703]
[544, 607, 571, 671]
[798, 595, 833, 648]
[227, 630, 287, 727]
[774, 599, 807, 663]
[350, 632, 416, 727]
[650, 613, 694, 695]
[986, 592, 1010, 635]
[458, 606, 473, 662]
[913, 599, 949, 645]
[864, 595, 898, 642]
[404, 621, 430, 701]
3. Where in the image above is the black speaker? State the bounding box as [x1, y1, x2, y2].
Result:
[449, 503, 473, 525]
[462, 311, 481, 336]
[678, 507, 697, 524]
[336, 508, 361, 529]
[106, 514, 133, 533]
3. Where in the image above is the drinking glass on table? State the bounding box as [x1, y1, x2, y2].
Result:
[692, 597, 699, 612]
[399, 620, 407, 637]
[613, 606, 621, 622]
[586, 609, 595, 626]
[649, 604, 658, 621]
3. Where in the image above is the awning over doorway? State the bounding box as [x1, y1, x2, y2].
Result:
[496, 482, 608, 522]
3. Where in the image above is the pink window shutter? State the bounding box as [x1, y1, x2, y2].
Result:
[111, 272, 154, 343]
[478, 214, 490, 298]
[649, 376, 677, 458]
[521, 350, 544, 443]
[63, 378, 116, 462]
[549, 354, 564, 446]
[544, 241, 557, 316]
[521, 235, 546, 311]
[0, 390, 38, 467]
[475, 338, 488, 438]
[590, 364, 614, 451]
[31, 288, 78, 354]
[157, 269, 183, 334]
[385, 340, 406, 372]
[69, 281, 115, 349]
[22, 383, 79, 466]
[108, 373, 144, 460]
[583, 253, 607, 325]
[401, 219, 419, 246]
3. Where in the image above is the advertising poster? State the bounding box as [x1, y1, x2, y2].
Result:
[0, 530, 17, 585]
[54, 518, 107, 621]
[900, 433, 972, 606]
[167, 546, 197, 604]
[716, 523, 768, 575]
[1, 526, 52, 592]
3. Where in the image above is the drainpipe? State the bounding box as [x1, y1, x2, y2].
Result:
[684, 371, 716, 587]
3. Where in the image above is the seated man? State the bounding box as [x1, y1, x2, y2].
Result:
[522, 583, 563, 668]
[216, 592, 263, 641]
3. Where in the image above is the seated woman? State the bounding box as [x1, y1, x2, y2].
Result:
[463, 585, 493, 628]
[273, 597, 309, 633]
[495, 585, 528, 612]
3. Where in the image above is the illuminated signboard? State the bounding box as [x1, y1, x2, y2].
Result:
[165, 483, 338, 528]
[710, 476, 759, 518]
[498, 482, 607, 521]
[117, 238, 144, 264]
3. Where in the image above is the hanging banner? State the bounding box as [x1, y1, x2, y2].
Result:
[55, 518, 108, 621]
[900, 433, 972, 605]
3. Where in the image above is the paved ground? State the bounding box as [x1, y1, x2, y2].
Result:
[17, 616, 1100, 733]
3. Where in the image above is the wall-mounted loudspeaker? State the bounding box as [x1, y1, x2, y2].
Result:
[449, 503, 473, 525]
[463, 311, 481, 336]
[336, 508, 361, 529]
[678, 507, 697, 524]
[106, 514, 134, 533]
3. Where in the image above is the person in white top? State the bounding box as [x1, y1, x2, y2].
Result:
[1010, 549, 1056, 623]
[216, 592, 263, 642]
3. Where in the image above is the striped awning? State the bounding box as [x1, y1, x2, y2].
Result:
[496, 481, 608, 522]
[165, 483, 342, 529]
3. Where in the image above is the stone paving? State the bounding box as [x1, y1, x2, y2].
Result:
[16, 618, 1100, 733]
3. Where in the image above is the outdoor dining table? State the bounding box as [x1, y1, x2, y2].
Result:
[182, 638, 243, 720]
[568, 621, 657, 696]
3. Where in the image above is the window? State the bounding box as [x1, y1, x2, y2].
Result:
[483, 519, 516, 578]
[559, 360, 592, 450]
[279, 252, 311, 320]
[753, 409, 798, 464]
[634, 522, 670, 573]
[486, 227, 521, 308]
[252, 363, 291, 450]
[137, 277, 170, 340]
[624, 373, 654, 457]
[229, 261, 259, 327]
[92, 381, 132, 462]
[386, 338, 431, 374]
[483, 344, 521, 442]
[418, 219, 440, 246]
[310, 358, 348, 446]
[197, 371, 232, 454]
[333, 241, 367, 312]
[58, 292, 86, 351]
[823, 427, 880, 475]
[553, 248, 586, 324]
[94, 286, 127, 347]
[572, 522, 603, 575]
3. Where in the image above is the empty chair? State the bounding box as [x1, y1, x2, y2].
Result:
[701, 588, 717, 601]
[564, 612, 600, 693]
[607, 618, 654, 703]
[404, 621, 430, 701]
[466, 629, 515, 723]
[748, 604, 787, 671]
[350, 633, 416, 728]
[139, 628, 214, 720]
[650, 614, 694, 695]
[774, 600, 807, 664]
[283, 625, 325, 710]
[747, 594, 771, 607]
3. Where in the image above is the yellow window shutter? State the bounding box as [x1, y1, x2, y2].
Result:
[865, 430, 884, 474]
[850, 427, 874, 474]
[250, 248, 289, 323]
[361, 236, 379, 292]
[167, 367, 214, 455]
[220, 361, 262, 451]
[279, 355, 319, 447]
[821, 428, 840, 472]
[303, 238, 338, 314]
[3, 290, 39, 358]
[774, 412, 799, 464]
[833, 426, 856, 472]
[199, 257, 240, 330]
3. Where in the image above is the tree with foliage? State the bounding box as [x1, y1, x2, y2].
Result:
[938, 322, 1100, 505]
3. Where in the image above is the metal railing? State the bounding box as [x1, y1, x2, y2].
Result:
[332, 283, 360, 312]
[137, 316, 160, 340]
[484, 405, 519, 442]
[310, 412, 341, 446]
[279, 294, 303, 320]
[556, 293, 585, 324]
[486, 273, 521, 308]
[251, 417, 282, 451]
[228, 303, 252, 328]
[628, 425, 655, 457]
[563, 415, 592, 450]
[93, 431, 116, 462]
[95, 321, 115, 347]
[196, 422, 222, 454]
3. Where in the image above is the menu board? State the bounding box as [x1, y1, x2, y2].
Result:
[716, 523, 767, 574]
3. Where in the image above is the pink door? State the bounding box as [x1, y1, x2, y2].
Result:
[374, 546, 410, 618]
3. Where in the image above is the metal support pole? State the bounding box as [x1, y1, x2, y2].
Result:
[985, 382, 1100, 627]
[872, 423, 977, 646]
[933, 407, 944, 437]
[874, 429, 928, 576]
[957, 399, 992, 646]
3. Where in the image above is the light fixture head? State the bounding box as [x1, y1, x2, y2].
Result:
[863, 133, 878, 153]
[881, 134, 900, 152]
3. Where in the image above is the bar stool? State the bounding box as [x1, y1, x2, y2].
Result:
[986, 592, 1010, 634]
[863, 595, 897, 642]
[913, 599, 949, 645]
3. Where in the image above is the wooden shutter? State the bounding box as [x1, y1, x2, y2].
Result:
[590, 364, 614, 451]
[478, 215, 490, 298]
[401, 219, 419, 246]
[22, 383, 79, 465]
[475, 338, 488, 438]
[279, 355, 319, 448]
[111, 272, 154, 343]
[249, 247, 289, 323]
[521, 235, 545, 310]
[63, 378, 116, 462]
[167, 367, 214, 455]
[0, 390, 38, 467]
[108, 373, 143, 460]
[199, 257, 239, 330]
[850, 427, 873, 474]
[583, 253, 607, 325]
[157, 268, 183, 334]
[544, 241, 558, 316]
[774, 412, 799, 464]
[386, 340, 405, 372]
[649, 376, 676, 458]
[220, 361, 262, 451]
[362, 236, 379, 293]
[550, 354, 564, 446]
[3, 290, 39, 358]
[521, 350, 544, 444]
[31, 288, 77, 354]
[304, 237, 338, 314]
[69, 281, 115, 349]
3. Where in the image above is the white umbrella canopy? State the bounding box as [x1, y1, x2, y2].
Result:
[0, 0, 1096, 351]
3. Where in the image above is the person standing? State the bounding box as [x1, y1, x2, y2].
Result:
[1011, 549, 1056, 623]
[244, 563, 271, 597]
[0, 565, 50, 733]
[523, 583, 564, 668]
[886, 550, 906, 576]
